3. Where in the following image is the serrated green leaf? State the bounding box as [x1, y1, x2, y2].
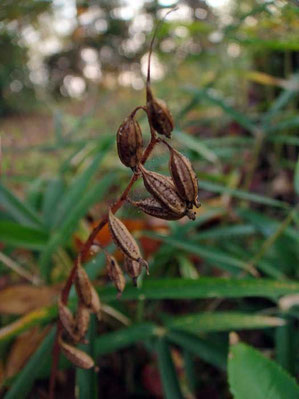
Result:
[228, 342, 299, 399]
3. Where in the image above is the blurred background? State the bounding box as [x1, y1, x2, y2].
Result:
[0, 0, 299, 398]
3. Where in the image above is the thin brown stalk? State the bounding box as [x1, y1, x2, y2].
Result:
[49, 110, 158, 399]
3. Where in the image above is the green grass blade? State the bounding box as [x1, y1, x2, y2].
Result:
[295, 157, 299, 195]
[0, 184, 43, 228]
[52, 146, 110, 228]
[174, 130, 219, 163]
[4, 328, 56, 399]
[94, 323, 156, 356]
[182, 87, 256, 133]
[76, 315, 98, 399]
[42, 178, 65, 228]
[228, 342, 299, 399]
[144, 233, 254, 274]
[99, 278, 299, 301]
[156, 337, 184, 399]
[39, 172, 115, 280]
[0, 221, 49, 250]
[167, 330, 227, 370]
[197, 179, 287, 208]
[165, 312, 285, 333]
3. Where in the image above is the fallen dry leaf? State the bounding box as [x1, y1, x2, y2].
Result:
[5, 327, 48, 379]
[0, 285, 61, 315]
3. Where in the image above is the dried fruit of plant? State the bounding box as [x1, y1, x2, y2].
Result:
[58, 298, 77, 341]
[117, 115, 143, 168]
[90, 286, 102, 320]
[146, 87, 174, 138]
[108, 209, 142, 261]
[75, 303, 90, 342]
[128, 197, 183, 220]
[105, 253, 126, 295]
[138, 164, 196, 220]
[168, 145, 200, 208]
[75, 264, 92, 308]
[124, 256, 142, 286]
[59, 336, 94, 369]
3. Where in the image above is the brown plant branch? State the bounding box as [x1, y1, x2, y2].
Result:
[49, 109, 159, 399]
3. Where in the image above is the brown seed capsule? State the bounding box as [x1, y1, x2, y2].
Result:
[117, 115, 143, 168]
[146, 86, 174, 138]
[124, 256, 142, 286]
[128, 196, 183, 220]
[105, 253, 126, 295]
[168, 146, 200, 208]
[90, 286, 102, 321]
[75, 303, 90, 342]
[138, 164, 195, 221]
[59, 336, 94, 369]
[58, 298, 77, 340]
[75, 265, 92, 308]
[108, 209, 141, 261]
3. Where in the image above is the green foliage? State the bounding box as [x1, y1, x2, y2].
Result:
[1, 0, 298, 397]
[228, 342, 299, 399]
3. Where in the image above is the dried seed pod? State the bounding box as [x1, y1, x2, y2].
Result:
[75, 265, 92, 307]
[90, 286, 102, 321]
[58, 298, 77, 340]
[75, 303, 90, 342]
[117, 115, 143, 168]
[105, 253, 126, 295]
[128, 196, 183, 221]
[138, 164, 195, 221]
[146, 86, 174, 138]
[108, 209, 141, 261]
[124, 256, 142, 286]
[59, 336, 94, 369]
[168, 146, 200, 208]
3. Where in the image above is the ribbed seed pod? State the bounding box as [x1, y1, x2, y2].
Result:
[124, 256, 142, 286]
[146, 86, 174, 138]
[75, 265, 92, 308]
[138, 164, 195, 221]
[105, 253, 126, 295]
[90, 286, 102, 320]
[117, 115, 143, 168]
[58, 298, 77, 341]
[108, 209, 141, 261]
[128, 197, 183, 220]
[169, 146, 200, 208]
[75, 303, 90, 342]
[59, 336, 94, 369]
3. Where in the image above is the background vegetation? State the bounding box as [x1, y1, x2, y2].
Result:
[0, 0, 298, 398]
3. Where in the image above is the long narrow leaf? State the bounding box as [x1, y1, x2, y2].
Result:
[0, 184, 43, 228]
[156, 337, 184, 399]
[4, 328, 56, 399]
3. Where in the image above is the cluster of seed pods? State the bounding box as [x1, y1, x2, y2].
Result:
[57, 9, 199, 370]
[58, 263, 101, 369]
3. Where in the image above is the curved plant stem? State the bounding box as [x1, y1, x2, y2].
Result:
[49, 109, 158, 399]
